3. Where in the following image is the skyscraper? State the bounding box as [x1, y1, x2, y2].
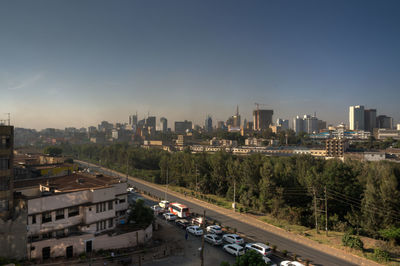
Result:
[160, 117, 168, 133]
[0, 125, 13, 218]
[253, 109, 273, 131]
[205, 115, 213, 133]
[232, 105, 241, 128]
[175, 120, 192, 134]
[146, 116, 156, 129]
[349, 105, 365, 130]
[364, 109, 377, 132]
[276, 118, 289, 131]
[129, 114, 138, 126]
[377, 115, 393, 129]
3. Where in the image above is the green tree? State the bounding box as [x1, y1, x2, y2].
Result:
[128, 199, 154, 226]
[44, 146, 63, 156]
[234, 250, 265, 266]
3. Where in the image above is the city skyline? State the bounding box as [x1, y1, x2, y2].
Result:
[1, 0, 400, 129]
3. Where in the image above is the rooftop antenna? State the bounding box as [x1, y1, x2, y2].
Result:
[236, 105, 239, 116]
[4, 113, 10, 125]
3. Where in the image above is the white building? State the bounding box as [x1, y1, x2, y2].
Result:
[276, 119, 289, 131]
[349, 105, 365, 130]
[14, 173, 147, 260]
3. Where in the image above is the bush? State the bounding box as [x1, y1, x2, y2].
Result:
[371, 248, 390, 262]
[342, 233, 364, 250]
[220, 261, 230, 266]
[282, 250, 288, 257]
[271, 245, 277, 252]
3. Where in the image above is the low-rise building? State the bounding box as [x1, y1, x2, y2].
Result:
[326, 139, 349, 157]
[374, 128, 400, 140]
[13, 173, 148, 260]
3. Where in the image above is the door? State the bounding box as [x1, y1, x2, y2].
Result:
[42, 247, 50, 260]
[66, 246, 73, 258]
[86, 240, 92, 253]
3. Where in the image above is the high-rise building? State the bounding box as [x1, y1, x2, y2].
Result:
[160, 117, 168, 133]
[129, 114, 138, 126]
[397, 124, 400, 131]
[303, 115, 319, 134]
[276, 118, 289, 131]
[293, 116, 304, 134]
[253, 109, 273, 131]
[0, 125, 14, 218]
[349, 105, 365, 130]
[377, 115, 393, 129]
[232, 106, 241, 128]
[205, 115, 213, 133]
[364, 109, 377, 132]
[146, 116, 156, 129]
[175, 120, 192, 134]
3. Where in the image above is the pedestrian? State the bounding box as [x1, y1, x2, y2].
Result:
[185, 231, 188, 240]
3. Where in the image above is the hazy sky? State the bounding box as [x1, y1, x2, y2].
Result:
[1, 0, 399, 130]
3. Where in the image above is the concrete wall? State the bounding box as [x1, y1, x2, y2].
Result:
[30, 224, 153, 260]
[0, 204, 28, 259]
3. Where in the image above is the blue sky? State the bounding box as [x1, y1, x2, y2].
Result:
[1, 0, 399, 129]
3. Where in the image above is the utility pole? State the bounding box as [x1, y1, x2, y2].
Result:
[126, 153, 129, 183]
[200, 209, 206, 266]
[165, 168, 168, 201]
[195, 165, 198, 196]
[233, 178, 236, 212]
[325, 186, 328, 236]
[313, 187, 319, 234]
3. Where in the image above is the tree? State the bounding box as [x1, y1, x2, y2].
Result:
[128, 199, 154, 227]
[43, 146, 63, 156]
[234, 250, 265, 266]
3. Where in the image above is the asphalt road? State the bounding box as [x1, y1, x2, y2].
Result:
[80, 162, 356, 266]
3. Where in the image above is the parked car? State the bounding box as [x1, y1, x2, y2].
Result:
[223, 244, 245, 256]
[186, 225, 204, 236]
[222, 234, 244, 245]
[151, 205, 164, 214]
[127, 187, 135, 193]
[163, 212, 178, 221]
[204, 234, 223, 245]
[191, 216, 204, 226]
[280, 261, 304, 266]
[175, 219, 190, 229]
[245, 242, 272, 257]
[263, 256, 277, 266]
[159, 200, 170, 209]
[206, 225, 222, 234]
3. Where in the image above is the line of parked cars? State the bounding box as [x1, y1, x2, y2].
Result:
[154, 200, 302, 266]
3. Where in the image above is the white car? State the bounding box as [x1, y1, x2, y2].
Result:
[186, 225, 203, 236]
[280, 261, 304, 266]
[159, 200, 169, 209]
[206, 225, 222, 234]
[222, 234, 244, 244]
[163, 212, 177, 221]
[151, 205, 163, 213]
[204, 234, 223, 245]
[245, 242, 272, 257]
[263, 257, 277, 266]
[223, 244, 245, 256]
[127, 187, 135, 193]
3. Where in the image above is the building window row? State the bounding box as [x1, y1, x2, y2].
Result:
[0, 158, 10, 170]
[0, 136, 11, 149]
[32, 206, 80, 224]
[96, 201, 113, 213]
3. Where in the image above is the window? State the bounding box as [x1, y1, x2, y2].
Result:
[68, 206, 79, 217]
[0, 136, 10, 149]
[56, 209, 65, 220]
[56, 229, 65, 238]
[0, 158, 9, 170]
[42, 212, 52, 223]
[108, 218, 113, 228]
[0, 199, 8, 211]
[108, 201, 113, 210]
[31, 215, 36, 224]
[119, 198, 126, 204]
[96, 220, 107, 231]
[96, 202, 108, 213]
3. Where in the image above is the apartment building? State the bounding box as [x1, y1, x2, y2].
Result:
[15, 172, 131, 260]
[326, 138, 349, 158]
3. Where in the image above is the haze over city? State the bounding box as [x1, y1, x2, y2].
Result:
[1, 0, 400, 129]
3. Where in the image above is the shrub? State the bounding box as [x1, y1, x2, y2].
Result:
[220, 262, 230, 266]
[265, 241, 269, 246]
[233, 228, 237, 233]
[271, 245, 277, 252]
[282, 250, 288, 257]
[342, 233, 364, 250]
[371, 248, 390, 262]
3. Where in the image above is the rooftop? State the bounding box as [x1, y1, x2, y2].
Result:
[14, 172, 121, 193]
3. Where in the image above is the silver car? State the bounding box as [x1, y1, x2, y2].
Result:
[204, 234, 223, 245]
[223, 244, 245, 256]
